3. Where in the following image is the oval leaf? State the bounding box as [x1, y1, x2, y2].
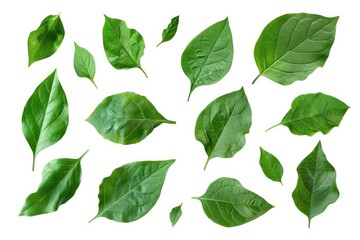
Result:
[19, 151, 87, 216]
[103, 15, 147, 77]
[157, 15, 179, 47]
[193, 177, 273, 227]
[74, 42, 97, 88]
[292, 141, 339, 227]
[195, 88, 251, 170]
[181, 18, 233, 100]
[169, 203, 182, 227]
[22, 70, 69, 171]
[87, 92, 175, 144]
[90, 160, 175, 223]
[267, 92, 349, 136]
[253, 13, 338, 85]
[28, 14, 65, 66]
[259, 147, 283, 184]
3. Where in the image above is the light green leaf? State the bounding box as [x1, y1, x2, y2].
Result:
[74, 42, 97, 88]
[169, 203, 182, 227]
[259, 147, 283, 184]
[157, 16, 179, 47]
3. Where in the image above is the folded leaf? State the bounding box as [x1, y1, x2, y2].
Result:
[292, 141, 339, 227]
[181, 18, 233, 100]
[169, 203, 182, 227]
[157, 16, 179, 47]
[253, 13, 338, 85]
[193, 177, 273, 227]
[74, 42, 97, 88]
[259, 147, 283, 184]
[22, 70, 69, 171]
[90, 160, 175, 223]
[87, 92, 175, 144]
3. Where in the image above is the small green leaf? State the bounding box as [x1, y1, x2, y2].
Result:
[22, 70, 69, 171]
[169, 203, 182, 227]
[181, 18, 233, 100]
[259, 147, 283, 184]
[292, 141, 339, 227]
[267, 93, 349, 136]
[28, 14, 65, 66]
[195, 88, 251, 170]
[19, 151, 88, 216]
[103, 15, 147, 77]
[90, 160, 175, 223]
[157, 16, 179, 47]
[253, 13, 338, 85]
[87, 92, 175, 144]
[74, 42, 97, 88]
[193, 177, 273, 227]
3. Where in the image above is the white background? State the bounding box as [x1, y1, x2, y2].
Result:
[1, 0, 359, 239]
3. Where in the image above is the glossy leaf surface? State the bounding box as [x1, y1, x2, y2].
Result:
[74, 42, 97, 88]
[259, 147, 283, 184]
[169, 203, 182, 227]
[157, 16, 179, 47]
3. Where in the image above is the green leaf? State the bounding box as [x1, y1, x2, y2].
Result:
[28, 14, 65, 66]
[193, 177, 273, 227]
[267, 93, 349, 136]
[87, 92, 175, 144]
[90, 160, 175, 223]
[169, 203, 182, 227]
[253, 13, 338, 85]
[292, 141, 339, 227]
[103, 15, 147, 77]
[157, 16, 179, 47]
[259, 147, 283, 184]
[181, 18, 233, 100]
[19, 150, 88, 216]
[74, 42, 97, 88]
[22, 70, 69, 171]
[195, 88, 251, 170]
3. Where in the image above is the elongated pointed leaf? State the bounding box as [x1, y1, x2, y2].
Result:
[74, 42, 97, 88]
[195, 88, 251, 170]
[181, 18, 233, 100]
[91, 160, 175, 223]
[19, 151, 87, 216]
[157, 16, 179, 47]
[103, 15, 147, 77]
[253, 13, 338, 85]
[259, 147, 283, 184]
[87, 92, 175, 144]
[28, 14, 65, 66]
[169, 203, 182, 227]
[22, 70, 69, 171]
[193, 177, 273, 227]
[292, 142, 339, 227]
[267, 93, 349, 136]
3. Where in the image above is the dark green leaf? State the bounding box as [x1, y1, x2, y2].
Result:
[28, 14, 65, 66]
[259, 147, 283, 184]
[22, 70, 69, 171]
[90, 160, 175, 223]
[267, 93, 349, 136]
[169, 203, 182, 227]
[193, 177, 273, 227]
[157, 16, 179, 47]
[195, 88, 251, 170]
[292, 141, 339, 227]
[103, 15, 147, 77]
[181, 18, 233, 100]
[19, 151, 87, 216]
[74, 42, 97, 88]
[253, 13, 338, 85]
[87, 92, 175, 144]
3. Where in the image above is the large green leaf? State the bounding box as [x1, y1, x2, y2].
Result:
[74, 42, 97, 88]
[87, 92, 175, 144]
[22, 70, 69, 171]
[259, 147, 283, 184]
[292, 141, 339, 227]
[19, 151, 87, 216]
[193, 177, 273, 227]
[253, 13, 338, 85]
[28, 14, 65, 66]
[169, 203, 182, 227]
[267, 93, 349, 136]
[181, 18, 233, 100]
[90, 160, 175, 223]
[103, 15, 147, 77]
[157, 15, 179, 47]
[195, 88, 251, 170]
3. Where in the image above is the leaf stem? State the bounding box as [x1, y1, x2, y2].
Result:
[156, 41, 163, 47]
[32, 154, 36, 171]
[88, 214, 98, 223]
[265, 123, 281, 132]
[252, 73, 262, 84]
[166, 120, 176, 124]
[203, 158, 210, 170]
[139, 67, 148, 78]
[308, 218, 311, 228]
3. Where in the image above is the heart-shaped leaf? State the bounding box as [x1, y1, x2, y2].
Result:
[74, 42, 97, 88]
[157, 16, 179, 47]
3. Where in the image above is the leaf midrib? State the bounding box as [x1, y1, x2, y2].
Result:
[281, 109, 339, 126]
